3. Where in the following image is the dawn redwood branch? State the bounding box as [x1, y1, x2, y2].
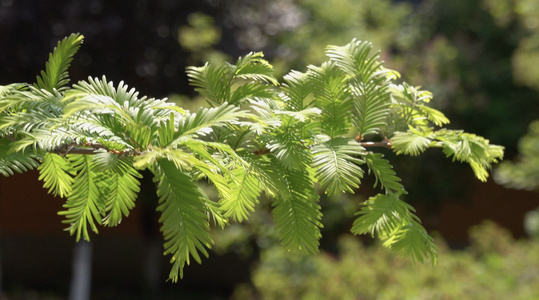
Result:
[253, 139, 392, 157]
[44, 139, 392, 157]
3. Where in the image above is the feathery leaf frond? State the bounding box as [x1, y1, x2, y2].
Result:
[326, 39, 392, 137]
[0, 138, 40, 176]
[187, 63, 231, 106]
[388, 220, 437, 264]
[365, 152, 405, 194]
[282, 70, 312, 111]
[391, 130, 432, 156]
[249, 155, 289, 199]
[155, 159, 213, 281]
[267, 130, 311, 170]
[351, 194, 412, 238]
[308, 62, 353, 137]
[221, 167, 261, 222]
[92, 153, 141, 227]
[389, 83, 449, 132]
[34, 33, 83, 93]
[351, 193, 437, 264]
[58, 155, 102, 241]
[10, 128, 89, 153]
[0, 83, 25, 98]
[174, 104, 246, 139]
[38, 152, 75, 198]
[435, 130, 504, 181]
[187, 52, 277, 107]
[233, 52, 279, 86]
[273, 167, 322, 254]
[312, 138, 365, 195]
[0, 108, 60, 134]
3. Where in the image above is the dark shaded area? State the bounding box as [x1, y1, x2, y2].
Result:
[1, 236, 254, 299]
[0, 170, 255, 299]
[0, 0, 223, 98]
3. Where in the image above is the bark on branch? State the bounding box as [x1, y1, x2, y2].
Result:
[52, 143, 108, 155]
[360, 141, 392, 149]
[5, 136, 391, 157]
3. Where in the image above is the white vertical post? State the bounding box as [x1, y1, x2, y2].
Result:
[144, 238, 162, 291]
[0, 250, 3, 299]
[68, 240, 92, 300]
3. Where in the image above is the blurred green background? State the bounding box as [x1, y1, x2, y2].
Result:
[1, 0, 539, 299]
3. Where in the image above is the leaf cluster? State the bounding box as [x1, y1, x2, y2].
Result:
[0, 34, 504, 280]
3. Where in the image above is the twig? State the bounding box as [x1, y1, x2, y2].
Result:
[360, 141, 392, 149]
[53, 147, 102, 155]
[3, 135, 17, 142]
[52, 143, 108, 155]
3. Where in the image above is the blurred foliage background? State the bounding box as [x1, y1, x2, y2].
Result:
[233, 221, 539, 300]
[1, 0, 539, 298]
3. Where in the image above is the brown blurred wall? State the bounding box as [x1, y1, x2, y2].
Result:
[1, 168, 538, 289]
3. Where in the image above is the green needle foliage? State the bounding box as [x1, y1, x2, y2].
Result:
[0, 33, 504, 281]
[495, 120, 539, 191]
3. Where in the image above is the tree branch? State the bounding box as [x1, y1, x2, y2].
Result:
[3, 135, 17, 142]
[252, 139, 392, 157]
[360, 141, 392, 149]
[7, 134, 391, 157]
[52, 143, 109, 155]
[50, 142, 143, 156]
[53, 147, 102, 155]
